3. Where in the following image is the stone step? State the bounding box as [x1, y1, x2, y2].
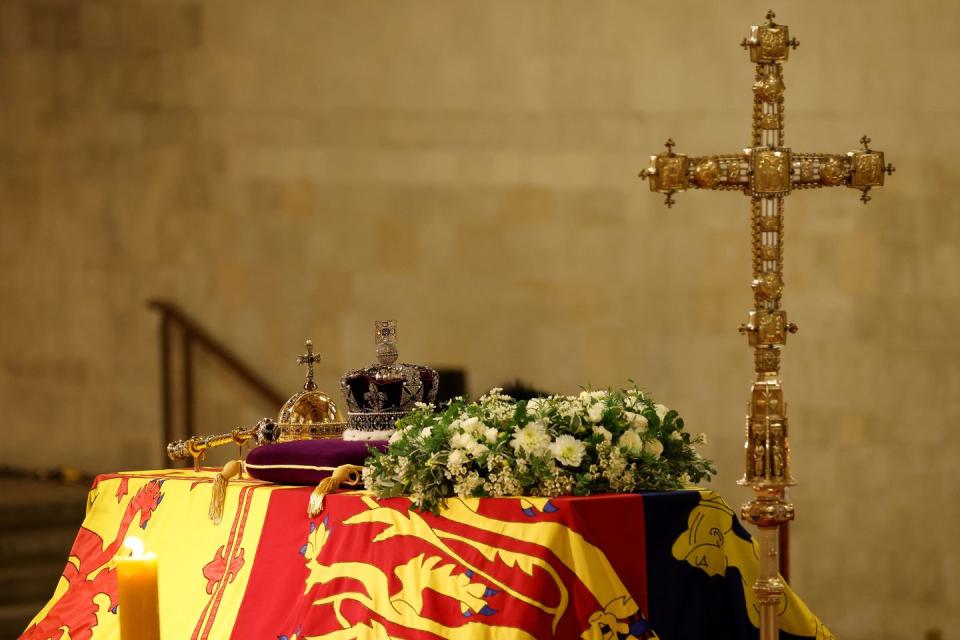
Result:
[0, 525, 78, 566]
[0, 480, 88, 532]
[0, 601, 44, 639]
[0, 561, 66, 606]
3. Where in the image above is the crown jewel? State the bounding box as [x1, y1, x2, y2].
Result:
[340, 320, 439, 440]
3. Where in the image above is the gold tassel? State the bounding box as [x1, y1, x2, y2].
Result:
[209, 459, 243, 525]
[307, 464, 363, 518]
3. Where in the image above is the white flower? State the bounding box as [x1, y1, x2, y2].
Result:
[592, 426, 612, 442]
[558, 401, 578, 419]
[698, 432, 708, 446]
[586, 403, 605, 424]
[643, 439, 664, 459]
[388, 430, 402, 444]
[483, 427, 499, 444]
[450, 432, 475, 450]
[618, 430, 643, 455]
[447, 450, 465, 468]
[468, 442, 489, 458]
[579, 390, 607, 402]
[461, 416, 483, 435]
[655, 404, 669, 422]
[669, 431, 682, 440]
[679, 472, 691, 486]
[550, 435, 586, 467]
[420, 426, 433, 439]
[510, 421, 551, 456]
[625, 411, 648, 431]
[526, 398, 545, 415]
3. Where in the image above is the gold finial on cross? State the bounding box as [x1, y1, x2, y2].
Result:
[297, 339, 321, 391]
[765, 9, 776, 24]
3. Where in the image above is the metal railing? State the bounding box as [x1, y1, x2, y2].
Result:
[147, 300, 285, 462]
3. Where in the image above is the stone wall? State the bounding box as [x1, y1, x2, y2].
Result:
[1, 1, 957, 637]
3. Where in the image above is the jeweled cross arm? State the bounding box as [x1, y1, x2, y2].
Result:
[640, 137, 895, 206]
[639, 11, 894, 207]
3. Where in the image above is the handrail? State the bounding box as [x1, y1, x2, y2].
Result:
[147, 300, 285, 459]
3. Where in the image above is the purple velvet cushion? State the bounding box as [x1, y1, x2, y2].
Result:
[245, 439, 387, 486]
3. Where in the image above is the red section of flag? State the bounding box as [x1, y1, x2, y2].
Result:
[21, 480, 166, 640]
[231, 490, 649, 640]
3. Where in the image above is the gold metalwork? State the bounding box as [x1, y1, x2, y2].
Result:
[166, 340, 346, 470]
[639, 139, 689, 207]
[819, 156, 845, 185]
[167, 418, 349, 471]
[754, 68, 785, 103]
[297, 339, 322, 392]
[752, 148, 792, 195]
[694, 158, 721, 188]
[639, 10, 893, 640]
[759, 113, 780, 130]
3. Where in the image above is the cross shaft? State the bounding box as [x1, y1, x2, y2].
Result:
[639, 11, 892, 640]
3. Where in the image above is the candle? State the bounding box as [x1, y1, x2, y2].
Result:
[116, 536, 161, 640]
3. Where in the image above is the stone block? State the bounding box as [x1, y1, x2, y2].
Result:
[27, 2, 80, 50]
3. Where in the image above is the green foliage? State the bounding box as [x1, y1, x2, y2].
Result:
[363, 386, 716, 514]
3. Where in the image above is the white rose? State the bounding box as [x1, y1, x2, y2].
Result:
[526, 398, 544, 414]
[447, 450, 464, 467]
[468, 442, 489, 458]
[618, 430, 643, 455]
[643, 439, 664, 459]
[592, 426, 612, 442]
[461, 417, 482, 434]
[586, 403, 604, 424]
[550, 434, 586, 467]
[655, 404, 669, 423]
[669, 431, 682, 441]
[483, 427, 499, 444]
[450, 432, 475, 450]
[625, 411, 648, 431]
[420, 426, 433, 438]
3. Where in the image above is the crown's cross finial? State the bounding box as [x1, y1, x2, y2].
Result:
[297, 339, 321, 391]
[765, 10, 776, 24]
[664, 138, 676, 155]
[375, 320, 399, 366]
[860, 135, 872, 151]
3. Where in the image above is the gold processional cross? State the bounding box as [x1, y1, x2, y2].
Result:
[639, 11, 893, 640]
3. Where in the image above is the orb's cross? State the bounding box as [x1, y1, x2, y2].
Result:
[297, 339, 321, 391]
[639, 11, 893, 640]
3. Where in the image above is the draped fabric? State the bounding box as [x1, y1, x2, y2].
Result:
[21, 469, 833, 640]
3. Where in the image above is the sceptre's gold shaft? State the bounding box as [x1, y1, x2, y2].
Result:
[166, 417, 348, 471]
[167, 427, 259, 471]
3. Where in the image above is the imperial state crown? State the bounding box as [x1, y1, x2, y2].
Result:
[339, 320, 439, 440]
